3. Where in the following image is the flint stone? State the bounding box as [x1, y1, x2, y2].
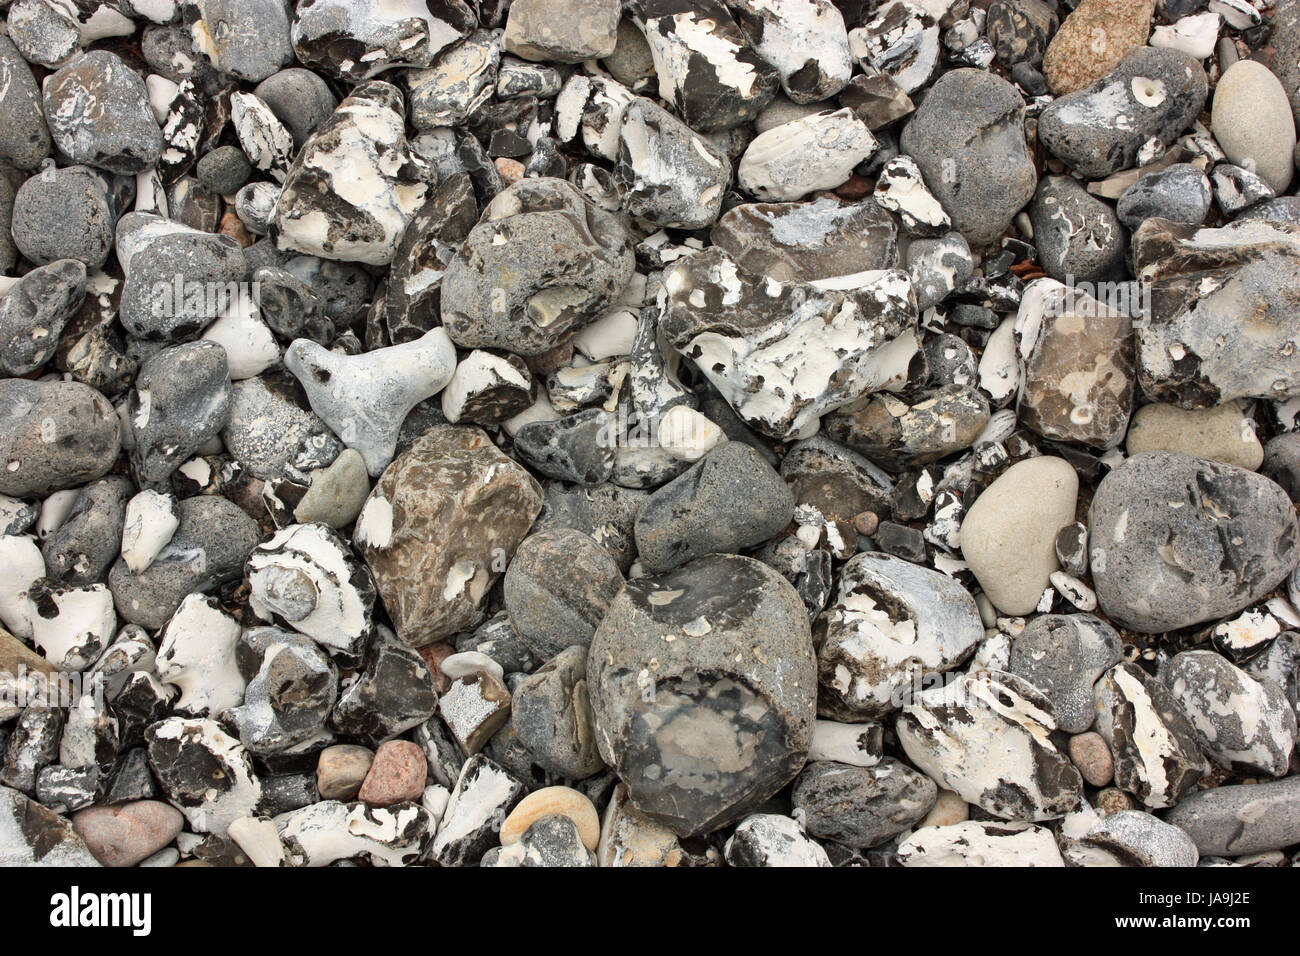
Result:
[354, 426, 542, 648]
[1007, 614, 1123, 734]
[587, 553, 817, 837]
[1088, 452, 1300, 633]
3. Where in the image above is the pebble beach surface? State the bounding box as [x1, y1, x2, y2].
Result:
[1, 0, 1300, 870]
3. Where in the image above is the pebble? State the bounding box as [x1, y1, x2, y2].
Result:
[724, 814, 830, 867]
[11, 166, 118, 269]
[738, 108, 877, 202]
[290, 0, 473, 82]
[0, 379, 121, 497]
[1094, 662, 1206, 809]
[500, 786, 599, 850]
[1029, 175, 1128, 283]
[0, 36, 53, 170]
[43, 51, 164, 175]
[1042, 0, 1156, 96]
[71, 800, 185, 868]
[1007, 613, 1123, 734]
[1089, 452, 1299, 633]
[1061, 808, 1199, 867]
[1163, 777, 1300, 856]
[793, 758, 937, 849]
[357, 741, 428, 808]
[901, 69, 1036, 246]
[505, 0, 618, 64]
[817, 552, 984, 720]
[504, 529, 623, 659]
[1068, 731, 1115, 787]
[1038, 48, 1209, 180]
[897, 820, 1064, 867]
[1165, 650, 1297, 777]
[588, 554, 816, 836]
[633, 441, 793, 572]
[898, 669, 1083, 821]
[316, 746, 374, 802]
[1212, 60, 1297, 195]
[1126, 403, 1264, 470]
[960, 456, 1079, 616]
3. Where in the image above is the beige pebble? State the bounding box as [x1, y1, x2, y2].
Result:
[1068, 730, 1115, 787]
[1126, 402, 1264, 470]
[501, 786, 599, 851]
[317, 744, 374, 801]
[1094, 787, 1135, 815]
[917, 789, 969, 829]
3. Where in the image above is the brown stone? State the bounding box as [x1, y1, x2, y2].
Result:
[1016, 284, 1135, 449]
[219, 213, 253, 247]
[316, 744, 374, 801]
[1, 626, 57, 676]
[416, 640, 456, 694]
[1068, 730, 1115, 787]
[71, 800, 185, 867]
[1042, 0, 1156, 96]
[355, 426, 543, 647]
[824, 385, 991, 470]
[357, 740, 427, 807]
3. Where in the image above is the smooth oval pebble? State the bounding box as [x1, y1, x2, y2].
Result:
[1212, 60, 1297, 194]
[959, 456, 1079, 616]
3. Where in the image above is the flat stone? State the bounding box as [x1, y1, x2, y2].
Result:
[71, 800, 184, 867]
[1042, 0, 1156, 96]
[1163, 777, 1300, 856]
[1126, 403, 1264, 470]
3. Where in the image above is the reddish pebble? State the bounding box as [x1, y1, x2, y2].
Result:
[358, 740, 427, 807]
[219, 213, 253, 247]
[71, 800, 185, 867]
[835, 174, 872, 200]
[495, 157, 525, 184]
[418, 640, 456, 693]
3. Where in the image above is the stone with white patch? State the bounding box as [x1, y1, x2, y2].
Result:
[441, 351, 534, 426]
[1165, 650, 1297, 777]
[634, 0, 779, 132]
[731, 0, 852, 104]
[146, 717, 262, 837]
[247, 523, 376, 662]
[1094, 662, 1205, 810]
[409, 30, 502, 129]
[897, 669, 1083, 821]
[1006, 613, 1122, 734]
[290, 0, 475, 82]
[614, 96, 730, 230]
[794, 758, 937, 848]
[808, 720, 884, 767]
[817, 552, 984, 720]
[659, 247, 917, 441]
[848, 1, 940, 95]
[724, 813, 831, 867]
[278, 799, 432, 867]
[874, 155, 950, 237]
[429, 753, 527, 867]
[273, 82, 429, 266]
[504, 0, 619, 64]
[738, 108, 877, 202]
[42, 51, 165, 175]
[26, 578, 115, 671]
[897, 820, 1064, 866]
[230, 92, 294, 184]
[155, 592, 246, 716]
[231, 626, 339, 754]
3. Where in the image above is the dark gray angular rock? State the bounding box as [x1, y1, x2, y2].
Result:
[1117, 163, 1211, 231]
[441, 177, 635, 356]
[1007, 613, 1123, 734]
[511, 645, 605, 780]
[330, 633, 439, 741]
[231, 627, 339, 755]
[0, 259, 88, 376]
[0, 379, 121, 497]
[780, 435, 894, 524]
[986, 0, 1058, 68]
[145, 717, 262, 837]
[1089, 452, 1300, 633]
[900, 69, 1037, 247]
[1211, 163, 1275, 216]
[513, 409, 618, 486]
[504, 529, 624, 659]
[1094, 662, 1205, 809]
[10, 166, 118, 269]
[1038, 47, 1210, 179]
[587, 553, 817, 837]
[127, 341, 232, 487]
[42, 51, 165, 175]
[428, 753, 527, 866]
[41, 476, 132, 586]
[634, 441, 794, 573]
[0, 786, 100, 866]
[1164, 777, 1300, 856]
[907, 232, 974, 311]
[1, 708, 63, 794]
[252, 265, 333, 345]
[1165, 650, 1297, 776]
[793, 758, 937, 849]
[825, 385, 990, 472]
[0, 37, 54, 171]
[107, 495, 260, 630]
[1029, 175, 1128, 283]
